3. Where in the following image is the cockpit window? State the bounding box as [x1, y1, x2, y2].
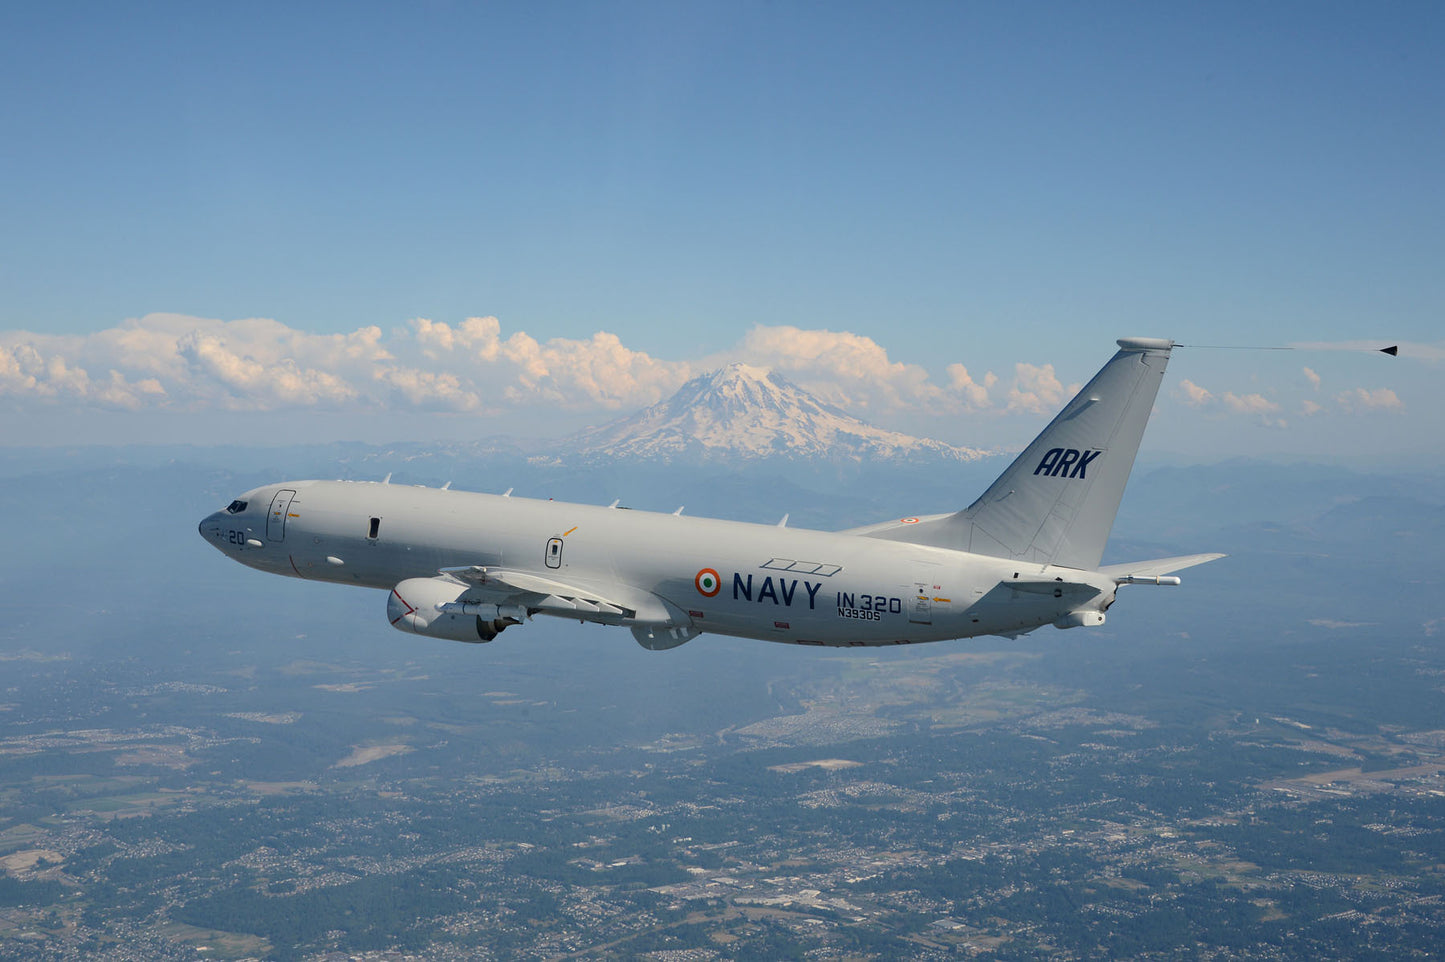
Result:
[226, 500, 248, 514]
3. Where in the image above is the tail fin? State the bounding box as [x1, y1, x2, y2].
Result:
[858, 337, 1173, 570]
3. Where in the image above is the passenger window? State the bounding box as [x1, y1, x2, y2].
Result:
[368, 517, 381, 539]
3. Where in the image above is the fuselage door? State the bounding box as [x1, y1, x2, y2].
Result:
[545, 537, 563, 569]
[909, 584, 932, 625]
[267, 489, 296, 542]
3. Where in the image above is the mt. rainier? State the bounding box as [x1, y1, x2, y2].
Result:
[569, 363, 985, 464]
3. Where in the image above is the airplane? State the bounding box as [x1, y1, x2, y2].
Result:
[199, 337, 1221, 651]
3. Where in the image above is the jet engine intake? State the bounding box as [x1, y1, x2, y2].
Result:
[387, 577, 524, 644]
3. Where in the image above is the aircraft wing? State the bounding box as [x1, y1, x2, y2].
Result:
[1098, 553, 1225, 581]
[439, 565, 683, 624]
[1007, 580, 1102, 598]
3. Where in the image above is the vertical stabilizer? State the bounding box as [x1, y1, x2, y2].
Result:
[857, 338, 1172, 570]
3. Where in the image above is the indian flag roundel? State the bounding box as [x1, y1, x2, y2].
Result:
[695, 568, 721, 597]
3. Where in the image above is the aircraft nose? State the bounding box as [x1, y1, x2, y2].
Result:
[198, 511, 223, 543]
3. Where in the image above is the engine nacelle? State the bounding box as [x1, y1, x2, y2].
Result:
[1053, 609, 1106, 629]
[387, 577, 523, 643]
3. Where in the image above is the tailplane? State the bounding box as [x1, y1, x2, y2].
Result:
[855, 337, 1173, 570]
[1099, 553, 1225, 582]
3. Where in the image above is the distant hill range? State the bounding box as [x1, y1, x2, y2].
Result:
[566, 363, 985, 464]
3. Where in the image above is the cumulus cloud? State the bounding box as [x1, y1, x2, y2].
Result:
[0, 314, 1087, 425]
[372, 367, 483, 413]
[177, 330, 359, 409]
[1172, 378, 1284, 426]
[1176, 379, 1213, 408]
[1302, 366, 1320, 390]
[0, 314, 401, 412]
[1006, 363, 1073, 414]
[945, 363, 996, 409]
[1221, 391, 1280, 416]
[730, 325, 941, 412]
[0, 314, 698, 416]
[406, 317, 691, 409]
[1336, 387, 1403, 412]
[711, 325, 1012, 415]
[0, 340, 164, 410]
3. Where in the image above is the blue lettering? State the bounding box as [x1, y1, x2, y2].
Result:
[733, 573, 752, 601]
[1036, 448, 1102, 480]
[1034, 448, 1063, 476]
[805, 581, 820, 610]
[1072, 449, 1101, 478]
[840, 591, 855, 609]
[780, 579, 797, 606]
[758, 576, 778, 604]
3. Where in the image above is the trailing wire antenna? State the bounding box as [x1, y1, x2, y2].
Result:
[1175, 344, 1292, 351]
[1177, 343, 1399, 356]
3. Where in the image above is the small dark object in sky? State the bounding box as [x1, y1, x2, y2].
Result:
[1380, 345, 1399, 356]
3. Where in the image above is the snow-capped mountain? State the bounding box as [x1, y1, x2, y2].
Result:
[568, 363, 985, 463]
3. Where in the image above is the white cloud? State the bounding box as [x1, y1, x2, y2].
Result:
[1335, 387, 1403, 412]
[1005, 362, 1070, 414]
[945, 363, 995, 409]
[0, 314, 401, 412]
[405, 316, 692, 410]
[1222, 391, 1286, 428]
[0, 314, 699, 416]
[730, 325, 941, 412]
[372, 367, 483, 413]
[1177, 371, 1404, 424]
[0, 340, 165, 410]
[0, 314, 1095, 427]
[176, 329, 359, 409]
[714, 325, 1013, 416]
[1173, 377, 1284, 426]
[1221, 391, 1280, 415]
[1176, 379, 1213, 408]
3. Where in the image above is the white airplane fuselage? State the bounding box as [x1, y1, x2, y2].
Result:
[200, 479, 1116, 647]
[201, 339, 1218, 650]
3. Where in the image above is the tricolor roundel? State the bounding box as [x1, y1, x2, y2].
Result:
[695, 568, 721, 597]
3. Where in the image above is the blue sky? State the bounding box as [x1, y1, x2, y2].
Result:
[0, 2, 1439, 459]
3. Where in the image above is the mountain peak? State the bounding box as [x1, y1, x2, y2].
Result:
[710, 361, 772, 381]
[569, 365, 983, 464]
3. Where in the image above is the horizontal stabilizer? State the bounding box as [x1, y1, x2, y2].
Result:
[1099, 553, 1225, 581]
